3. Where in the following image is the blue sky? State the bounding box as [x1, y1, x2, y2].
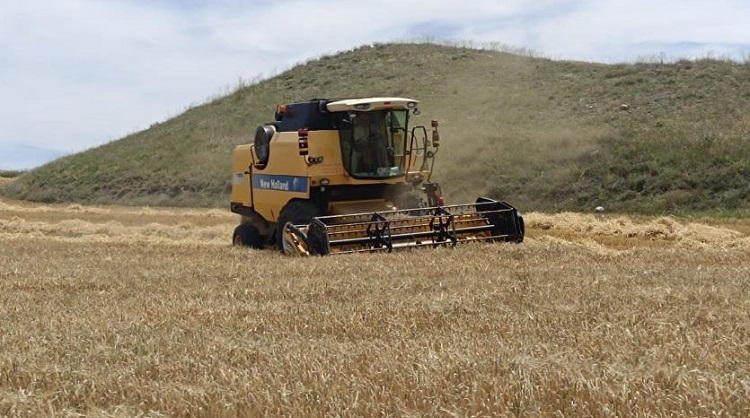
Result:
[1, 0, 748, 170]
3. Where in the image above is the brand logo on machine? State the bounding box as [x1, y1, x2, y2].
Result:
[253, 175, 308, 193]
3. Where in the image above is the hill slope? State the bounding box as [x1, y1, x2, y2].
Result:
[3, 43, 750, 213]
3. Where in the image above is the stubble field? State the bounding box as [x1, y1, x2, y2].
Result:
[1, 196, 749, 417]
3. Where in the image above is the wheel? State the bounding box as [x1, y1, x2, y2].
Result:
[276, 200, 319, 252]
[232, 224, 263, 248]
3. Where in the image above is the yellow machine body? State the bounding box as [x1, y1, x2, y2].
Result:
[231, 129, 423, 221]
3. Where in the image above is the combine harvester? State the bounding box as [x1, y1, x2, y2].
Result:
[230, 97, 524, 255]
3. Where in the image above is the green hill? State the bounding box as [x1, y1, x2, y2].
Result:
[3, 42, 750, 214]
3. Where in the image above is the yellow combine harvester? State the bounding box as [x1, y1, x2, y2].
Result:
[230, 97, 524, 255]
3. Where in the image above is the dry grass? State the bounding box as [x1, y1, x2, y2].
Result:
[2, 197, 750, 417]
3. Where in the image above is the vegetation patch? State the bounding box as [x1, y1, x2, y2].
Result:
[0, 170, 24, 178]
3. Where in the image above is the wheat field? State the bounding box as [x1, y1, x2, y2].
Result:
[1, 196, 749, 417]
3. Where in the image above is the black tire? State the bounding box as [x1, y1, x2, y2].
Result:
[276, 200, 319, 252]
[233, 224, 263, 248]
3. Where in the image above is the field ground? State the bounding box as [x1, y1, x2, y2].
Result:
[1, 197, 750, 417]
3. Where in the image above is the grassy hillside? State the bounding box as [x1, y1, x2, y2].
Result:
[3, 42, 750, 213]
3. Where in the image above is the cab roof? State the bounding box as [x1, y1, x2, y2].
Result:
[326, 97, 419, 112]
[273, 97, 420, 132]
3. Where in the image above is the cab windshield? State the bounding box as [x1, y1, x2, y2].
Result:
[339, 110, 408, 178]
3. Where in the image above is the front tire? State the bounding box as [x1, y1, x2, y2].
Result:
[276, 200, 319, 252]
[233, 224, 263, 248]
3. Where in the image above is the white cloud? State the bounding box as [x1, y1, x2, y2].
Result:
[1, 0, 748, 169]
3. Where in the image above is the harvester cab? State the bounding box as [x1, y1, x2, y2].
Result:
[230, 97, 524, 255]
